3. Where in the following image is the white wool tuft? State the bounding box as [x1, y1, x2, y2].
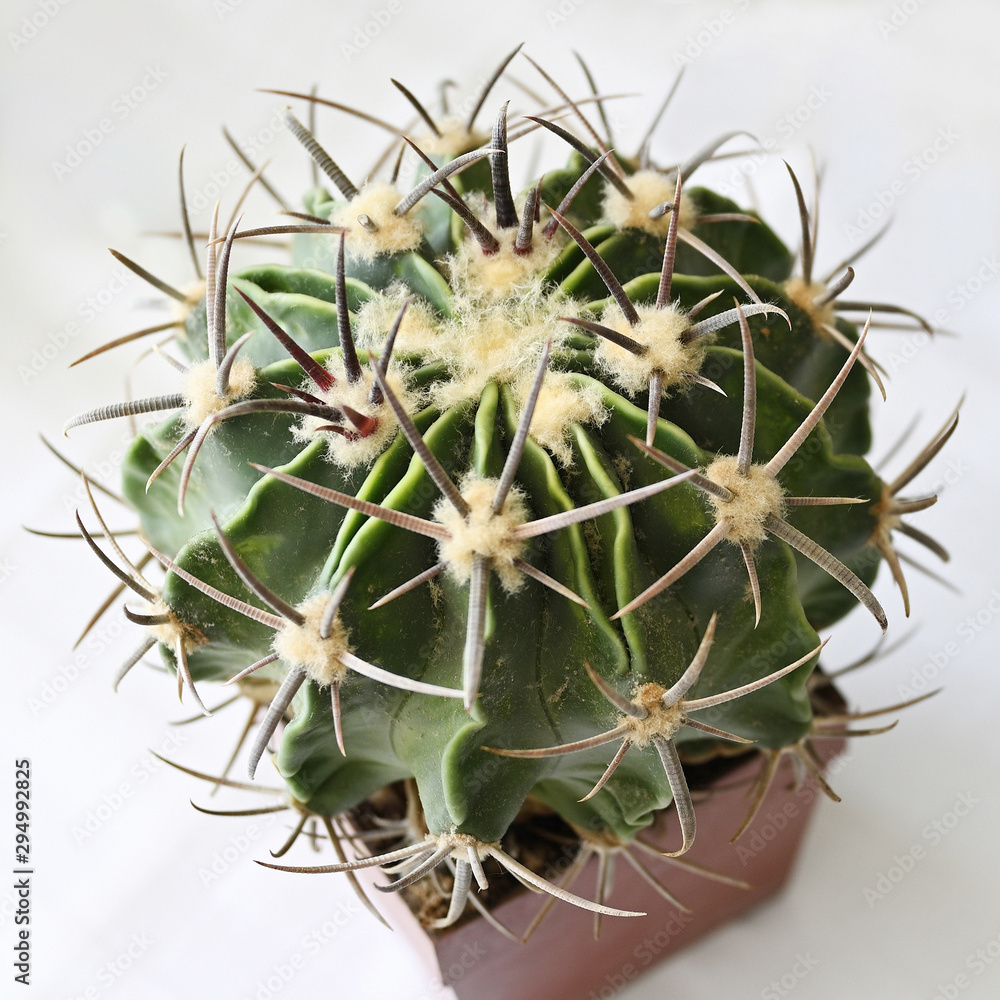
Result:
[448, 224, 562, 304]
[603, 171, 697, 237]
[595, 302, 703, 396]
[705, 456, 785, 546]
[416, 117, 488, 157]
[273, 594, 353, 687]
[622, 683, 686, 747]
[146, 599, 206, 655]
[294, 354, 419, 469]
[332, 183, 425, 262]
[783, 277, 836, 330]
[182, 357, 257, 429]
[434, 478, 529, 592]
[516, 371, 607, 466]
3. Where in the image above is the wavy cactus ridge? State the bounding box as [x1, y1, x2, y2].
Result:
[60, 52, 957, 929]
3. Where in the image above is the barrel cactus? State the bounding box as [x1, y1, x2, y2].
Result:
[64, 46, 954, 933]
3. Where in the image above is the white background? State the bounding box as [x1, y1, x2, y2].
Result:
[2, 1, 998, 998]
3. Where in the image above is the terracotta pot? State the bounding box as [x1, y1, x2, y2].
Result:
[367, 737, 843, 1000]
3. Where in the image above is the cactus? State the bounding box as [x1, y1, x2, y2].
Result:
[63, 47, 954, 932]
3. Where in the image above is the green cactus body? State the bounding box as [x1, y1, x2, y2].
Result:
[67, 59, 950, 926]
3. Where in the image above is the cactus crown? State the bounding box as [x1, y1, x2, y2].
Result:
[62, 47, 955, 930]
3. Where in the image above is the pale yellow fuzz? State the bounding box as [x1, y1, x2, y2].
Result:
[596, 302, 703, 396]
[705, 455, 785, 546]
[621, 682, 685, 747]
[450, 224, 562, 303]
[430, 308, 550, 407]
[353, 290, 440, 355]
[410, 211, 577, 405]
[430, 296, 573, 409]
[170, 279, 207, 324]
[603, 171, 697, 237]
[331, 183, 425, 262]
[145, 599, 205, 654]
[417, 117, 488, 157]
[783, 277, 836, 330]
[236, 675, 283, 706]
[516, 371, 607, 466]
[433, 478, 529, 592]
[295, 356, 417, 469]
[870, 483, 902, 538]
[272, 594, 353, 688]
[182, 357, 257, 429]
[426, 830, 498, 862]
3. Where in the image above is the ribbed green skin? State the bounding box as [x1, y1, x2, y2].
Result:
[121, 142, 885, 846]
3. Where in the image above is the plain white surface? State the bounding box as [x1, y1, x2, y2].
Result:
[2, 1, 999, 998]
